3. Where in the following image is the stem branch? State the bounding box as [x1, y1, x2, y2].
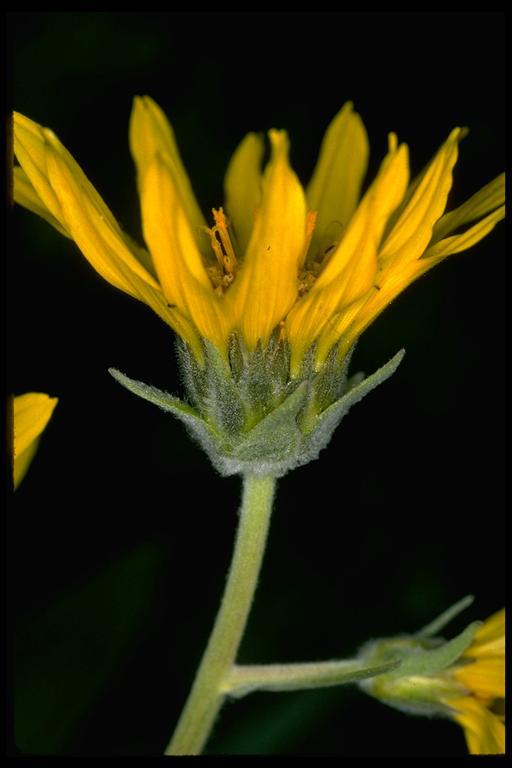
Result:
[222, 659, 400, 698]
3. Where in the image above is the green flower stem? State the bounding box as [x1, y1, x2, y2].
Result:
[165, 474, 276, 756]
[222, 659, 401, 698]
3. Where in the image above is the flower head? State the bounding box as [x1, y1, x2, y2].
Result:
[13, 98, 505, 374]
[12, 100, 505, 476]
[13, 392, 58, 489]
[358, 607, 505, 755]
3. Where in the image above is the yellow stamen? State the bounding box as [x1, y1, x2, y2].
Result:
[212, 207, 238, 274]
[203, 208, 239, 293]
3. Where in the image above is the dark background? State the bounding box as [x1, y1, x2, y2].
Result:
[7, 11, 506, 757]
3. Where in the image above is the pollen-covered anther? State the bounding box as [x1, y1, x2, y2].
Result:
[204, 207, 239, 293]
[298, 270, 317, 296]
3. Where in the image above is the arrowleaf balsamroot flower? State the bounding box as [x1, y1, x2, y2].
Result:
[13, 392, 58, 489]
[12, 99, 505, 476]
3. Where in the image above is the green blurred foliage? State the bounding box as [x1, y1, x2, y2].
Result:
[15, 543, 162, 753]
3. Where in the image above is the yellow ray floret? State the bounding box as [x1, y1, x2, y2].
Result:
[140, 153, 233, 352]
[225, 129, 307, 350]
[13, 100, 505, 372]
[224, 131, 265, 255]
[306, 101, 369, 260]
[129, 95, 208, 255]
[450, 696, 504, 755]
[448, 609, 505, 755]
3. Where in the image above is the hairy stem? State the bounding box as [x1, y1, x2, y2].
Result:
[165, 474, 276, 756]
[222, 659, 401, 698]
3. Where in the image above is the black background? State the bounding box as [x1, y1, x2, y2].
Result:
[7, 11, 506, 757]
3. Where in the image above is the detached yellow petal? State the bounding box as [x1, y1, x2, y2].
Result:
[450, 697, 505, 755]
[224, 132, 264, 255]
[228, 130, 307, 350]
[306, 102, 369, 259]
[13, 393, 58, 489]
[141, 155, 232, 353]
[129, 96, 207, 250]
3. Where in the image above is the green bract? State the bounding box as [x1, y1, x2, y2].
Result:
[110, 335, 404, 477]
[357, 597, 480, 718]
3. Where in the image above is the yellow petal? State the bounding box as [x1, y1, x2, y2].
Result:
[121, 230, 158, 280]
[449, 697, 505, 755]
[286, 135, 408, 372]
[44, 132, 159, 297]
[224, 132, 264, 255]
[13, 112, 68, 227]
[315, 133, 409, 291]
[423, 205, 505, 261]
[227, 129, 307, 350]
[13, 166, 70, 238]
[313, 292, 374, 366]
[340, 202, 505, 359]
[129, 96, 207, 251]
[306, 102, 369, 259]
[473, 609, 505, 644]
[14, 111, 158, 299]
[465, 609, 505, 658]
[379, 128, 465, 269]
[13, 393, 58, 489]
[332, 260, 428, 359]
[432, 173, 505, 242]
[140, 154, 232, 353]
[454, 657, 505, 700]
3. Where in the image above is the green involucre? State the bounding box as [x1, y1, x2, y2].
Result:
[110, 334, 404, 477]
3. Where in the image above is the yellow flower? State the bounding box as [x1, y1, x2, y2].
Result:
[359, 607, 505, 755]
[13, 392, 58, 489]
[12, 98, 505, 374]
[447, 609, 505, 754]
